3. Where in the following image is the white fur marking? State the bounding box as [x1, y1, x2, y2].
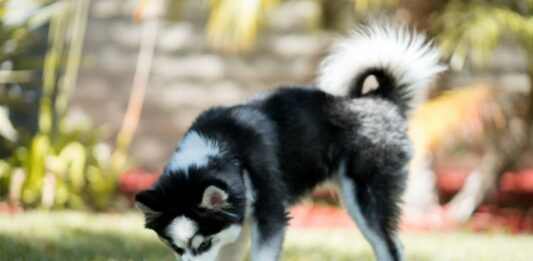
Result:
[218, 219, 250, 261]
[167, 216, 198, 247]
[243, 171, 256, 216]
[337, 161, 398, 261]
[191, 235, 204, 249]
[318, 21, 446, 109]
[215, 224, 242, 247]
[0, 107, 17, 142]
[188, 225, 242, 261]
[167, 132, 221, 173]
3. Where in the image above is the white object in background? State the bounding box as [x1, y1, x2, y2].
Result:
[3, 0, 40, 26]
[0, 107, 18, 142]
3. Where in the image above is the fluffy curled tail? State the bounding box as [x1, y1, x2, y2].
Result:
[318, 21, 446, 115]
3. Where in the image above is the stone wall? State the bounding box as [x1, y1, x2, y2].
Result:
[73, 0, 530, 170]
[74, 0, 329, 169]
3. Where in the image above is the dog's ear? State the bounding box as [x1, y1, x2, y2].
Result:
[135, 190, 163, 224]
[199, 185, 231, 211]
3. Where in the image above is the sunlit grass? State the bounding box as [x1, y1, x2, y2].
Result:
[286, 229, 533, 261]
[0, 211, 531, 260]
[0, 211, 170, 261]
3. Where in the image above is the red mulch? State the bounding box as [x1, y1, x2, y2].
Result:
[3, 168, 533, 233]
[469, 206, 533, 233]
[290, 204, 533, 234]
[119, 169, 161, 200]
[437, 169, 533, 207]
[0, 202, 23, 214]
[118, 168, 533, 233]
[289, 205, 356, 230]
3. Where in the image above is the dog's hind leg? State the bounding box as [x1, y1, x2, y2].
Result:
[337, 159, 406, 261]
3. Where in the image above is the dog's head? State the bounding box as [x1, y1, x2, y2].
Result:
[135, 131, 247, 261]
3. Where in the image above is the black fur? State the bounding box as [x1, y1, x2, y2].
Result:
[134, 21, 446, 260]
[136, 155, 246, 237]
[136, 84, 411, 260]
[351, 68, 413, 116]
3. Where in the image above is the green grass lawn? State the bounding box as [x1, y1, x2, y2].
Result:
[0, 211, 531, 261]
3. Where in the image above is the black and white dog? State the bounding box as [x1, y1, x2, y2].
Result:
[135, 22, 444, 261]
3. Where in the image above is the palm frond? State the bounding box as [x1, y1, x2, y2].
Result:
[206, 0, 278, 53]
[435, 1, 532, 70]
[409, 84, 504, 151]
[205, 0, 400, 52]
[352, 0, 397, 13]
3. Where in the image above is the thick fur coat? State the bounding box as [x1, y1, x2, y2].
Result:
[135, 21, 445, 261]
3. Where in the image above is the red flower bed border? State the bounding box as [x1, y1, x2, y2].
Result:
[5, 168, 531, 233]
[437, 169, 533, 207]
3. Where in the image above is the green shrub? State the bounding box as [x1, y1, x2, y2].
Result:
[0, 0, 128, 210]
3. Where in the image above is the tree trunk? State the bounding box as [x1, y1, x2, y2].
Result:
[111, 10, 161, 173]
[447, 147, 508, 223]
[447, 67, 532, 223]
[403, 150, 439, 216]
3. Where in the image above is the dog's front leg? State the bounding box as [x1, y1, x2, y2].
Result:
[250, 217, 286, 261]
[244, 151, 288, 261]
[249, 197, 287, 261]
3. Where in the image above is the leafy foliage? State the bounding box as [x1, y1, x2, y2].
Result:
[409, 84, 494, 151]
[204, 0, 397, 53]
[0, 0, 128, 210]
[411, 0, 533, 150]
[2, 126, 119, 209]
[206, 0, 279, 52]
[434, 1, 533, 70]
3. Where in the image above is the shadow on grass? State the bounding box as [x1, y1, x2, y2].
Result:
[282, 244, 433, 261]
[283, 246, 374, 261]
[0, 228, 173, 261]
[0, 230, 435, 261]
[2, 212, 532, 260]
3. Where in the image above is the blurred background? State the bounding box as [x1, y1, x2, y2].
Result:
[0, 0, 532, 260]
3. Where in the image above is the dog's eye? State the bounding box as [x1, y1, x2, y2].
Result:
[172, 245, 184, 255]
[197, 239, 212, 252]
